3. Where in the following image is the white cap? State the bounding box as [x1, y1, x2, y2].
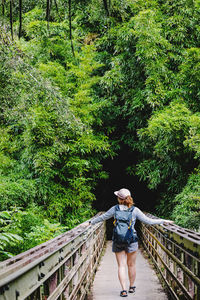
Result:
[114, 188, 131, 199]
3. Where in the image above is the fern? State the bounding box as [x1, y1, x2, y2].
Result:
[0, 211, 23, 260]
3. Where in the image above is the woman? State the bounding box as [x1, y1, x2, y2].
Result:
[85, 188, 174, 297]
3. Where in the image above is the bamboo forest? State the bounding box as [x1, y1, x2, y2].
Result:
[0, 0, 200, 260]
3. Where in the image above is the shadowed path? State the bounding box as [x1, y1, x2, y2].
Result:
[92, 241, 168, 300]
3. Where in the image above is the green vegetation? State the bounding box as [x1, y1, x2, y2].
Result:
[0, 0, 199, 259]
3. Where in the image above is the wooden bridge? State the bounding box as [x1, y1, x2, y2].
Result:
[0, 212, 199, 300]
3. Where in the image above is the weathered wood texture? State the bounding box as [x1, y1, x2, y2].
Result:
[138, 214, 200, 300]
[0, 211, 199, 300]
[0, 214, 106, 300]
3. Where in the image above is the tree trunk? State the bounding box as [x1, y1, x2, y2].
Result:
[10, 0, 13, 40]
[46, 0, 50, 31]
[2, 0, 5, 17]
[68, 0, 75, 58]
[19, 0, 22, 39]
[103, 0, 109, 16]
[54, 0, 61, 21]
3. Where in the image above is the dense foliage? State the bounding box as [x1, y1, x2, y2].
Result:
[0, 0, 199, 259]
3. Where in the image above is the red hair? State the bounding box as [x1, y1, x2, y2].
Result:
[118, 196, 134, 208]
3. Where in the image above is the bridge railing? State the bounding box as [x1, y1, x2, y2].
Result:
[137, 214, 200, 300]
[0, 213, 106, 300]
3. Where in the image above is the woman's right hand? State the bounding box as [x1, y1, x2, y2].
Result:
[163, 220, 174, 225]
[81, 221, 90, 227]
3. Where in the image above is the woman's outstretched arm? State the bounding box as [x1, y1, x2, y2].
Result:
[88, 206, 116, 225]
[135, 207, 173, 225]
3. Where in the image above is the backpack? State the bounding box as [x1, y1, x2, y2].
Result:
[112, 205, 138, 245]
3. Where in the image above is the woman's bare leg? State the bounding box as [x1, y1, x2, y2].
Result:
[127, 251, 137, 287]
[115, 251, 127, 290]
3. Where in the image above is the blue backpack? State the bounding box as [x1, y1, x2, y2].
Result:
[112, 205, 138, 245]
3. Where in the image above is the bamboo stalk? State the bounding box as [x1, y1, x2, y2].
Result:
[68, 0, 75, 58]
[19, 0, 22, 39]
[46, 0, 50, 32]
[2, 0, 5, 17]
[10, 0, 13, 40]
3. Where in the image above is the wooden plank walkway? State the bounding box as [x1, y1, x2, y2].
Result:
[92, 241, 168, 300]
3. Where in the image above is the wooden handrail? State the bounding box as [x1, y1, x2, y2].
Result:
[137, 213, 200, 300]
[0, 213, 106, 300]
[1, 210, 199, 300]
